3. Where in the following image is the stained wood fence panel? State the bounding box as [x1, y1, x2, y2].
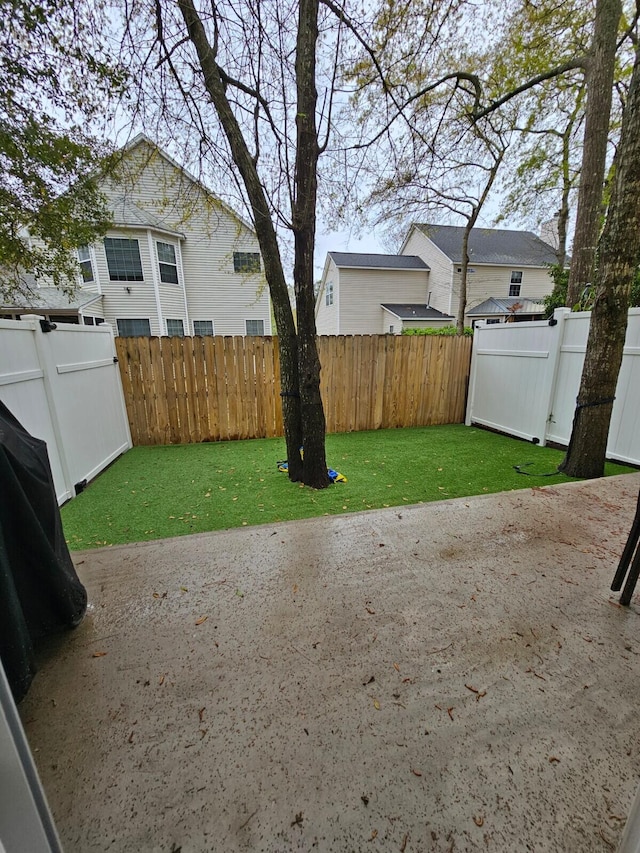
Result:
[116, 334, 472, 446]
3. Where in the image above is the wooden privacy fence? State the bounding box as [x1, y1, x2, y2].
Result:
[115, 334, 472, 446]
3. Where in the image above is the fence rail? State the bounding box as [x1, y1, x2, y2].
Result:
[116, 334, 472, 445]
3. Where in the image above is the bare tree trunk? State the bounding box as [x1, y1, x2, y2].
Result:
[559, 42, 640, 478]
[293, 0, 328, 488]
[178, 0, 304, 481]
[456, 225, 471, 335]
[566, 0, 621, 307]
[556, 150, 571, 268]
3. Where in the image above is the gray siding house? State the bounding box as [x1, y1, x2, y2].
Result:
[315, 252, 453, 335]
[1, 136, 272, 337]
[316, 225, 558, 334]
[401, 224, 557, 324]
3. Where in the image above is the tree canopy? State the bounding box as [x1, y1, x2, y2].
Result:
[0, 0, 125, 299]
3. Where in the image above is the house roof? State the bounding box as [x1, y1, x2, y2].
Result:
[109, 195, 185, 238]
[467, 297, 546, 316]
[120, 135, 256, 236]
[329, 252, 429, 270]
[381, 304, 454, 321]
[2, 287, 102, 312]
[413, 224, 558, 267]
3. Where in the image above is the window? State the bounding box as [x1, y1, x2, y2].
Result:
[389, 325, 394, 334]
[166, 318, 185, 337]
[117, 318, 151, 337]
[326, 282, 334, 306]
[157, 241, 179, 284]
[78, 245, 94, 283]
[193, 320, 214, 336]
[104, 238, 143, 281]
[509, 270, 522, 296]
[233, 252, 261, 273]
[245, 319, 264, 336]
[486, 318, 501, 325]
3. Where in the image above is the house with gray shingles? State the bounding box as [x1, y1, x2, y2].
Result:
[0, 135, 272, 337]
[316, 225, 558, 335]
[314, 252, 454, 335]
[401, 224, 557, 325]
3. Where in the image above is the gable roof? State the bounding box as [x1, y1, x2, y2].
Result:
[329, 252, 429, 270]
[413, 224, 558, 267]
[467, 297, 545, 316]
[381, 304, 453, 321]
[115, 134, 255, 235]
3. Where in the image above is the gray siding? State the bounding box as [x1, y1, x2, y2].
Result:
[338, 267, 429, 335]
[315, 257, 340, 334]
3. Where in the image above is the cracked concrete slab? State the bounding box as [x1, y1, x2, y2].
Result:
[19, 473, 640, 852]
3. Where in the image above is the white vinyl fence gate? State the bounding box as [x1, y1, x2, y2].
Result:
[466, 307, 640, 467]
[0, 315, 132, 504]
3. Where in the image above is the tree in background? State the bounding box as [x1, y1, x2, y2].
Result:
[0, 0, 126, 300]
[491, 0, 594, 267]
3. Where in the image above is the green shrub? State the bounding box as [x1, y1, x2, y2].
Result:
[402, 325, 473, 337]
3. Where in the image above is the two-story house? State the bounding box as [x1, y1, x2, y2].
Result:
[402, 224, 558, 324]
[314, 252, 453, 335]
[315, 224, 558, 334]
[1, 136, 272, 337]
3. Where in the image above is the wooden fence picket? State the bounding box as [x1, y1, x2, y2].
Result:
[115, 334, 472, 445]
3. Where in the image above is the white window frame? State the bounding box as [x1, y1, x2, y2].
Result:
[104, 238, 144, 281]
[116, 318, 151, 337]
[234, 252, 261, 273]
[157, 241, 179, 284]
[166, 318, 185, 337]
[326, 282, 334, 306]
[193, 319, 214, 336]
[77, 245, 94, 283]
[245, 319, 265, 336]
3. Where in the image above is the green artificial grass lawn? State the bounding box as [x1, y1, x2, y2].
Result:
[61, 424, 634, 550]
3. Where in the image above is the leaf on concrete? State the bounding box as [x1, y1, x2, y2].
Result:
[195, 615, 208, 625]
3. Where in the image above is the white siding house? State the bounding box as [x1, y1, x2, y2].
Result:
[315, 252, 453, 335]
[401, 224, 557, 325]
[1, 136, 272, 337]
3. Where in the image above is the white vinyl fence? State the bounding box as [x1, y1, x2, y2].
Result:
[0, 315, 132, 504]
[466, 307, 640, 466]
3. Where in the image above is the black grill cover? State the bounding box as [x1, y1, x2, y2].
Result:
[0, 401, 86, 700]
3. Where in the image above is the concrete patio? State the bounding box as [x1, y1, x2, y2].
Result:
[19, 472, 640, 852]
